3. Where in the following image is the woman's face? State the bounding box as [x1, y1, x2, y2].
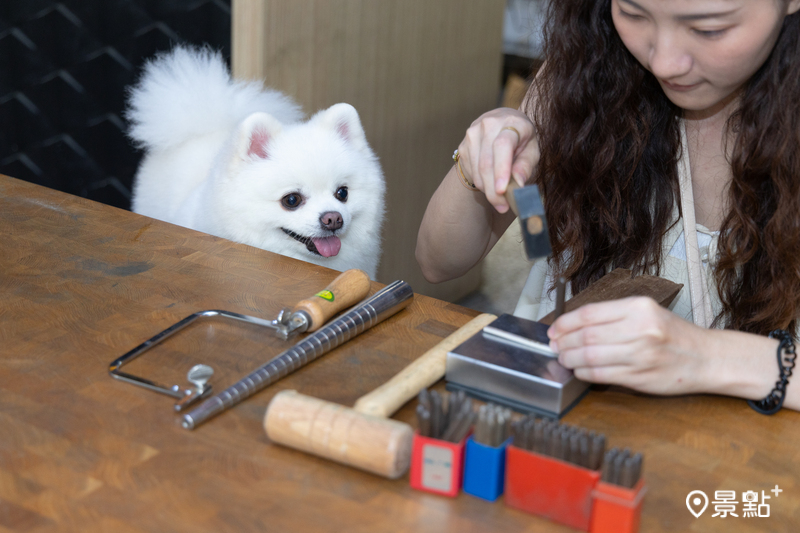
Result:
[611, 0, 800, 118]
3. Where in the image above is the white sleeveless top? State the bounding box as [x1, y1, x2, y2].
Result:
[514, 122, 722, 326]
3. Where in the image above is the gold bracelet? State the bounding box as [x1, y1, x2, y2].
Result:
[452, 150, 478, 191]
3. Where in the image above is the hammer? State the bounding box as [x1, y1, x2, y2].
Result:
[505, 180, 551, 261]
[263, 313, 497, 479]
[505, 181, 567, 316]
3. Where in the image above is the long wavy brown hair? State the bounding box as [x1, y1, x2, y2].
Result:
[524, 0, 800, 335]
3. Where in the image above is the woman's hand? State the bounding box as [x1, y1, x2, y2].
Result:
[416, 107, 538, 283]
[547, 296, 800, 410]
[457, 107, 539, 213]
[547, 297, 709, 395]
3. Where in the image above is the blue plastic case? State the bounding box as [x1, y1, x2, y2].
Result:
[462, 436, 510, 501]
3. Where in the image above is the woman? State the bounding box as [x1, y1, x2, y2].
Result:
[416, 0, 800, 412]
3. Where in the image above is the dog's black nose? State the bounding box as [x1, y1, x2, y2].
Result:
[319, 211, 343, 231]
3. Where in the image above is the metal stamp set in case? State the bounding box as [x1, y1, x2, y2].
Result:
[409, 393, 647, 533]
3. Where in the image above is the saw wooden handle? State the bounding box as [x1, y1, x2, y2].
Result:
[264, 390, 413, 479]
[292, 269, 371, 331]
[352, 313, 497, 418]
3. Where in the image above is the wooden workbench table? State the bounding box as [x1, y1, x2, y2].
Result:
[1, 175, 797, 532]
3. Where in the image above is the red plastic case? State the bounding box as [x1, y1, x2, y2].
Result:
[590, 478, 647, 533]
[504, 444, 600, 531]
[409, 432, 466, 497]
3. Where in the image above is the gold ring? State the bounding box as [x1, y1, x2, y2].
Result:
[501, 126, 521, 140]
[452, 149, 477, 191]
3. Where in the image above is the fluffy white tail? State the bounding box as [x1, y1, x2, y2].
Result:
[126, 46, 303, 151]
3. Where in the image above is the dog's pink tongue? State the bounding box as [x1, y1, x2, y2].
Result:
[313, 236, 341, 257]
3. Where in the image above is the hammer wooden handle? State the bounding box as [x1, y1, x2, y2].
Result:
[265, 390, 413, 479]
[352, 313, 497, 418]
[292, 269, 371, 331]
[505, 179, 521, 216]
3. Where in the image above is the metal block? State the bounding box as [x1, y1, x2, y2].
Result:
[446, 314, 589, 418]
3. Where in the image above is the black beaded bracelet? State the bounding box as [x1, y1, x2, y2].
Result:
[747, 330, 797, 415]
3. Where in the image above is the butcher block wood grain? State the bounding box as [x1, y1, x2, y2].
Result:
[1, 175, 799, 533]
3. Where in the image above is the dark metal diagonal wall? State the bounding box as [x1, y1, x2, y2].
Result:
[0, 0, 231, 210]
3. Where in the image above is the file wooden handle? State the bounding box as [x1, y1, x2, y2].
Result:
[292, 269, 371, 331]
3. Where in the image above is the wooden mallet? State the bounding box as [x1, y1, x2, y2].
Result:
[263, 313, 497, 479]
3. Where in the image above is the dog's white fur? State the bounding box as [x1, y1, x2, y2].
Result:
[127, 46, 385, 278]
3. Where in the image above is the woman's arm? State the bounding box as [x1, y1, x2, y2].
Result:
[415, 165, 516, 283]
[416, 107, 539, 283]
[548, 297, 799, 411]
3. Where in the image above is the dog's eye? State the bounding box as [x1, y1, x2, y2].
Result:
[281, 193, 303, 209]
[335, 187, 348, 202]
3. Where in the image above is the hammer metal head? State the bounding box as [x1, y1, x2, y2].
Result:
[512, 184, 552, 261]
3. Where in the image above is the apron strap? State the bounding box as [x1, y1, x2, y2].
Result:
[678, 121, 714, 328]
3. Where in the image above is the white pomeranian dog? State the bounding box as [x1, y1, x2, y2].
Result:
[126, 46, 385, 279]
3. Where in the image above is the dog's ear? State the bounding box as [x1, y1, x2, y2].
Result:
[311, 103, 369, 152]
[237, 112, 283, 161]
